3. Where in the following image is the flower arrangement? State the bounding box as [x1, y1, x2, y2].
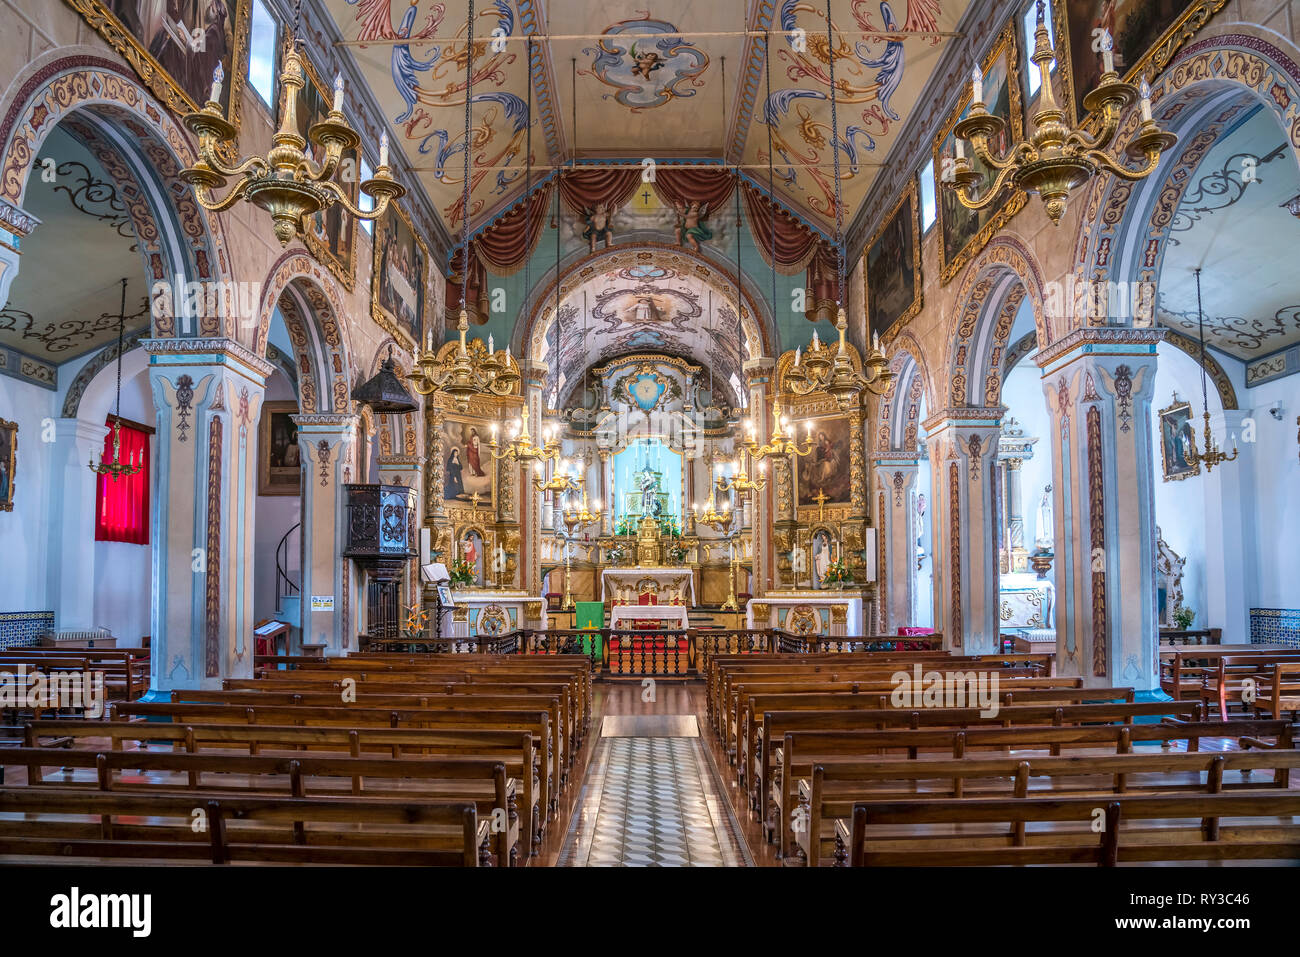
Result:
[400, 605, 429, 642]
[1172, 605, 1196, 630]
[822, 559, 853, 588]
[667, 543, 688, 564]
[449, 558, 476, 587]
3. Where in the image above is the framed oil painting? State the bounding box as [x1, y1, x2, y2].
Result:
[440, 417, 494, 508]
[371, 202, 428, 350]
[1158, 399, 1200, 482]
[0, 418, 16, 512]
[69, 0, 250, 133]
[933, 22, 1026, 285]
[258, 401, 301, 496]
[1057, 0, 1224, 125]
[795, 415, 852, 508]
[284, 43, 359, 290]
[865, 178, 922, 342]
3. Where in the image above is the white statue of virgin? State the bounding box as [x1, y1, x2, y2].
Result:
[1035, 484, 1054, 548]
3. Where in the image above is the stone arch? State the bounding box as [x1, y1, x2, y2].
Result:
[0, 52, 231, 335]
[1070, 31, 1300, 324]
[1161, 327, 1239, 410]
[255, 252, 356, 415]
[520, 242, 777, 367]
[62, 330, 149, 419]
[946, 235, 1051, 409]
[876, 329, 933, 454]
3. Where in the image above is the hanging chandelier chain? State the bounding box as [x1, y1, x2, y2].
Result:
[114, 277, 126, 419]
[459, 0, 475, 310]
[827, 0, 844, 303]
[764, 30, 777, 346]
[1195, 267, 1209, 415]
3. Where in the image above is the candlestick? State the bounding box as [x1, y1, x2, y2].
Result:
[379, 131, 389, 169]
[488, 333, 494, 354]
[1139, 79, 1152, 122]
[209, 63, 224, 105]
[971, 63, 983, 104]
[955, 139, 965, 161]
[332, 72, 344, 112]
[1100, 31, 1114, 75]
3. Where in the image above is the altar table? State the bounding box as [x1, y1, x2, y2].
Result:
[600, 567, 694, 605]
[609, 605, 690, 631]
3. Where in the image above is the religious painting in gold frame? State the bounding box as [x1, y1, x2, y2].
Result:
[0, 418, 16, 512]
[1054, 0, 1229, 127]
[864, 178, 922, 342]
[1158, 399, 1200, 482]
[794, 414, 852, 509]
[933, 22, 1026, 285]
[258, 401, 301, 496]
[282, 40, 359, 291]
[65, 0, 250, 142]
[371, 201, 428, 351]
[439, 415, 496, 509]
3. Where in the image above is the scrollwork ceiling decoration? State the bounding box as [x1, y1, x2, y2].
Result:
[1157, 301, 1300, 354]
[1166, 143, 1289, 244]
[0, 296, 150, 355]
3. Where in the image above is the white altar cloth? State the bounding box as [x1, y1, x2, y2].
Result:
[600, 567, 694, 605]
[609, 605, 690, 631]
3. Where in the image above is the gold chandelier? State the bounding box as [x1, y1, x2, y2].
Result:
[948, 0, 1176, 226]
[744, 397, 814, 462]
[89, 279, 143, 482]
[489, 404, 561, 465]
[714, 451, 767, 496]
[561, 488, 603, 534]
[406, 310, 519, 409]
[787, 309, 895, 406]
[1185, 268, 1238, 472]
[181, 33, 403, 245]
[532, 457, 582, 495]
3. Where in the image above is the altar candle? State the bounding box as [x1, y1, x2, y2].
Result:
[1100, 31, 1114, 75]
[1139, 79, 1152, 122]
[488, 334, 494, 354]
[955, 138, 965, 161]
[971, 63, 983, 104]
[794, 346, 801, 366]
[379, 131, 389, 168]
[210, 63, 224, 104]
[332, 72, 344, 112]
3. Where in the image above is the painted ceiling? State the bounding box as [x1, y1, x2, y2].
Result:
[321, 0, 970, 237]
[1, 128, 147, 365]
[1159, 105, 1300, 363]
[533, 253, 761, 409]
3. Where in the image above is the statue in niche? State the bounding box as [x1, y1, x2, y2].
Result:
[1035, 483, 1054, 548]
[582, 203, 614, 253]
[672, 199, 712, 252]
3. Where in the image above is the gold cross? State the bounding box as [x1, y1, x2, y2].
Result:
[470, 491, 482, 510]
[812, 490, 828, 521]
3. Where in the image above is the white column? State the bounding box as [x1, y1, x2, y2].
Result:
[1201, 409, 1257, 642]
[873, 458, 919, 634]
[47, 418, 109, 631]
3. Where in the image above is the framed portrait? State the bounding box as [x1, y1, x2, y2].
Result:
[934, 22, 1026, 284]
[285, 42, 358, 290]
[258, 401, 301, 496]
[69, 0, 250, 136]
[0, 418, 16, 512]
[440, 417, 494, 507]
[1057, 0, 1224, 126]
[795, 415, 852, 508]
[371, 202, 428, 351]
[865, 178, 923, 342]
[1158, 399, 1200, 482]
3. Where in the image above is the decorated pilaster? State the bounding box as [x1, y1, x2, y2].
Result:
[743, 356, 775, 595]
[293, 413, 359, 655]
[873, 457, 919, 634]
[923, 408, 1004, 653]
[145, 338, 271, 692]
[1037, 329, 1162, 692]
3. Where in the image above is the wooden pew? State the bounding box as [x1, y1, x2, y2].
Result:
[1160, 646, 1300, 700]
[2, 747, 520, 866]
[797, 749, 1300, 865]
[0, 651, 147, 712]
[22, 720, 543, 856]
[1208, 654, 1300, 719]
[1254, 663, 1300, 721]
[842, 792, 1300, 866]
[0, 788, 485, 865]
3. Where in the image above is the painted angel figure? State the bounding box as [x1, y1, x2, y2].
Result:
[629, 46, 663, 81]
[582, 202, 614, 253]
[672, 200, 712, 251]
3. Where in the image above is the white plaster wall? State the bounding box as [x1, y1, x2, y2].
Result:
[253, 368, 300, 623]
[1242, 373, 1300, 610]
[0, 374, 54, 613]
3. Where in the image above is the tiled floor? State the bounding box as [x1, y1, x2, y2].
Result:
[558, 710, 751, 867]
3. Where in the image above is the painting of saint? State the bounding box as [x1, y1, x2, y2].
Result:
[865, 182, 921, 339]
[372, 203, 427, 349]
[1158, 401, 1200, 481]
[934, 26, 1024, 282]
[0, 418, 15, 512]
[258, 401, 300, 496]
[796, 417, 852, 507]
[1064, 0, 1193, 121]
[440, 419, 493, 505]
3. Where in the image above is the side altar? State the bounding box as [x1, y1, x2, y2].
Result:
[446, 590, 546, 638]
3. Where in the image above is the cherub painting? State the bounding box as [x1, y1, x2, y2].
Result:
[582, 203, 614, 253]
[672, 200, 712, 251]
[630, 46, 663, 80]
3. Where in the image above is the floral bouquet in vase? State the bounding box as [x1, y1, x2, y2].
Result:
[449, 558, 476, 587]
[822, 559, 853, 589]
[401, 605, 429, 642]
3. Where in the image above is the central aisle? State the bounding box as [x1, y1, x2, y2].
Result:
[555, 687, 753, 867]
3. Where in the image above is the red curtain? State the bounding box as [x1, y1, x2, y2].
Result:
[557, 168, 642, 217]
[805, 244, 840, 323]
[740, 180, 826, 275]
[94, 418, 150, 545]
[474, 182, 554, 277]
[652, 168, 737, 215]
[445, 245, 489, 327]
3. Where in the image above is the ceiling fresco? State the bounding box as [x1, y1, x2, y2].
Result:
[321, 0, 972, 236]
[1158, 106, 1300, 363]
